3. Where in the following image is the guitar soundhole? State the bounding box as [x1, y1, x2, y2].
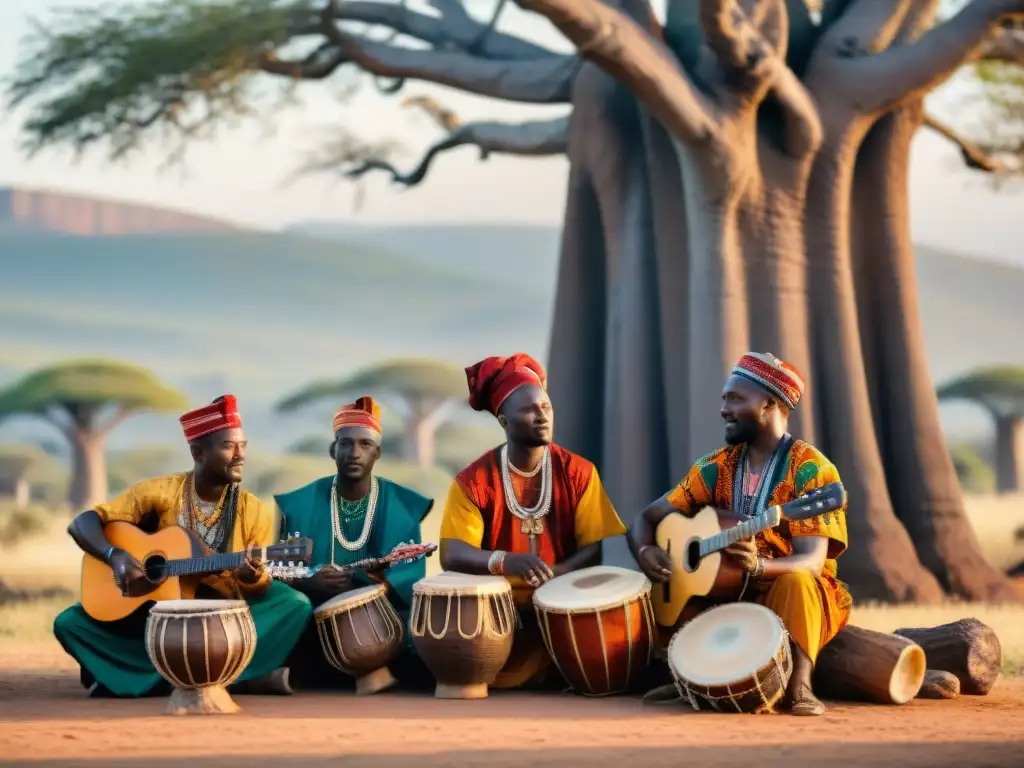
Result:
[143, 555, 168, 583]
[684, 539, 702, 573]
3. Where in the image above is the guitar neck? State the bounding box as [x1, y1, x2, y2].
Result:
[164, 547, 265, 578]
[699, 509, 780, 558]
[338, 555, 390, 574]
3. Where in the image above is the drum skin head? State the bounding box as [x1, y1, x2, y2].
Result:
[668, 603, 785, 687]
[533, 565, 651, 612]
[414, 571, 511, 596]
[149, 599, 247, 613]
[314, 583, 388, 615]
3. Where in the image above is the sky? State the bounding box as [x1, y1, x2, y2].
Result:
[0, 0, 1021, 266]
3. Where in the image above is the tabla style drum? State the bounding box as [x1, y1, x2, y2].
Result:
[145, 599, 257, 715]
[532, 565, 656, 696]
[314, 582, 405, 695]
[667, 602, 793, 714]
[410, 572, 516, 699]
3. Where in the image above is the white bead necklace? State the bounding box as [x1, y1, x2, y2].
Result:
[499, 443, 552, 521]
[330, 475, 378, 556]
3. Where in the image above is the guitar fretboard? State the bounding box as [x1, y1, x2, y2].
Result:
[165, 548, 264, 577]
[698, 511, 778, 557]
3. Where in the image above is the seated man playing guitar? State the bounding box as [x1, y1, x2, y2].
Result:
[628, 353, 852, 717]
[54, 395, 313, 698]
[273, 396, 436, 689]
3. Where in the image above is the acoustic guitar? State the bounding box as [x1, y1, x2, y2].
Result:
[651, 481, 846, 628]
[267, 540, 438, 580]
[81, 521, 313, 622]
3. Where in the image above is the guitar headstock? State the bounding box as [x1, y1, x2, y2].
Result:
[383, 541, 438, 566]
[780, 482, 846, 524]
[268, 532, 314, 564]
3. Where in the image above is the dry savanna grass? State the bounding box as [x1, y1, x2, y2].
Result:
[2, 496, 1023, 675]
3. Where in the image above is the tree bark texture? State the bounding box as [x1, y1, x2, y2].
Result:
[812, 625, 927, 704]
[68, 429, 109, 511]
[895, 618, 1004, 694]
[917, 669, 960, 699]
[517, 0, 1022, 602]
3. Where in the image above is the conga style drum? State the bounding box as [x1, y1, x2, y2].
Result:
[314, 582, 405, 695]
[410, 572, 516, 699]
[533, 565, 656, 696]
[667, 602, 793, 714]
[145, 599, 257, 715]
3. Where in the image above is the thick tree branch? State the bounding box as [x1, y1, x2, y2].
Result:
[514, 0, 715, 143]
[840, 0, 1024, 113]
[258, 42, 346, 78]
[924, 112, 1021, 173]
[770, 64, 824, 157]
[98, 406, 134, 438]
[336, 0, 561, 59]
[817, 0, 915, 56]
[321, 2, 578, 103]
[344, 96, 569, 186]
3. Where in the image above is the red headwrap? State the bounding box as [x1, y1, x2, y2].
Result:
[179, 395, 243, 442]
[731, 352, 805, 410]
[465, 353, 547, 416]
[333, 395, 383, 435]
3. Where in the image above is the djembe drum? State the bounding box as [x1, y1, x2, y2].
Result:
[314, 582, 405, 695]
[533, 565, 656, 696]
[145, 599, 257, 715]
[410, 572, 516, 699]
[667, 602, 793, 713]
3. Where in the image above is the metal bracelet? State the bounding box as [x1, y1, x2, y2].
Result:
[751, 556, 766, 580]
[487, 550, 506, 575]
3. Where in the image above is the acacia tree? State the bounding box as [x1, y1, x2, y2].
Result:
[7, 0, 1024, 601]
[0, 360, 188, 509]
[276, 357, 467, 467]
[937, 366, 1024, 493]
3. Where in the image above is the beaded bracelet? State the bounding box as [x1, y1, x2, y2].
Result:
[103, 546, 116, 563]
[751, 555, 766, 580]
[487, 550, 507, 575]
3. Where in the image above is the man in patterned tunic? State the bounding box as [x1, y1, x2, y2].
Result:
[627, 353, 852, 716]
[53, 395, 312, 698]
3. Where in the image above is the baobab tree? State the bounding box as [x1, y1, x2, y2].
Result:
[0, 360, 188, 509]
[7, 0, 1023, 601]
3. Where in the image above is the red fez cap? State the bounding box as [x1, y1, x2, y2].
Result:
[465, 353, 546, 416]
[179, 395, 243, 442]
[731, 353, 805, 409]
[332, 395, 383, 435]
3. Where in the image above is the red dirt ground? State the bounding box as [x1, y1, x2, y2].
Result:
[1, 642, 1022, 768]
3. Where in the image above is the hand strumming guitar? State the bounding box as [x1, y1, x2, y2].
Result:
[723, 537, 760, 573]
[109, 549, 148, 595]
[233, 544, 266, 585]
[636, 545, 673, 583]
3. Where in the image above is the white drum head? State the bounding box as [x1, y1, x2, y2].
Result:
[533, 565, 651, 612]
[668, 603, 785, 687]
[413, 571, 510, 596]
[314, 583, 386, 615]
[150, 599, 246, 614]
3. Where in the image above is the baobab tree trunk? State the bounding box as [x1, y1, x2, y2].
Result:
[994, 415, 1024, 493]
[402, 398, 450, 468]
[68, 430, 109, 511]
[853, 103, 1020, 601]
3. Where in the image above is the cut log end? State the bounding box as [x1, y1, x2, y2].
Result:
[895, 618, 1002, 695]
[164, 685, 241, 715]
[917, 669, 960, 700]
[813, 625, 926, 705]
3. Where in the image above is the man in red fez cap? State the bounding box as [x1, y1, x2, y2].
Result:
[627, 353, 852, 717]
[54, 395, 312, 699]
[273, 395, 435, 691]
[439, 353, 627, 690]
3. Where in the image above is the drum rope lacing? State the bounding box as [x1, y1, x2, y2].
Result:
[499, 443, 552, 522]
[410, 588, 515, 640]
[330, 475, 379, 556]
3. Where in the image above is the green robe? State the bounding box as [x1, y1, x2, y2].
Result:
[274, 475, 434, 622]
[53, 580, 312, 698]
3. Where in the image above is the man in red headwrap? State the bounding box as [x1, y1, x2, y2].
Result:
[273, 395, 435, 691]
[53, 395, 312, 699]
[439, 353, 627, 689]
[627, 353, 852, 716]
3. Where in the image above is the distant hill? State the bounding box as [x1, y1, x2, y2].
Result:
[0, 186, 239, 235]
[0, 221, 1021, 455]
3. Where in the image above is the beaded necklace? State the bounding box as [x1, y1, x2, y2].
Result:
[330, 475, 379, 564]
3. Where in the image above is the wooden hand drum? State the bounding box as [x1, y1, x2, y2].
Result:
[145, 599, 257, 715]
[314, 583, 405, 695]
[667, 602, 792, 714]
[410, 572, 516, 699]
[532, 565, 656, 696]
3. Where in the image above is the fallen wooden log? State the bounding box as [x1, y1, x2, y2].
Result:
[812, 625, 925, 704]
[895, 618, 1002, 695]
[917, 669, 960, 699]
